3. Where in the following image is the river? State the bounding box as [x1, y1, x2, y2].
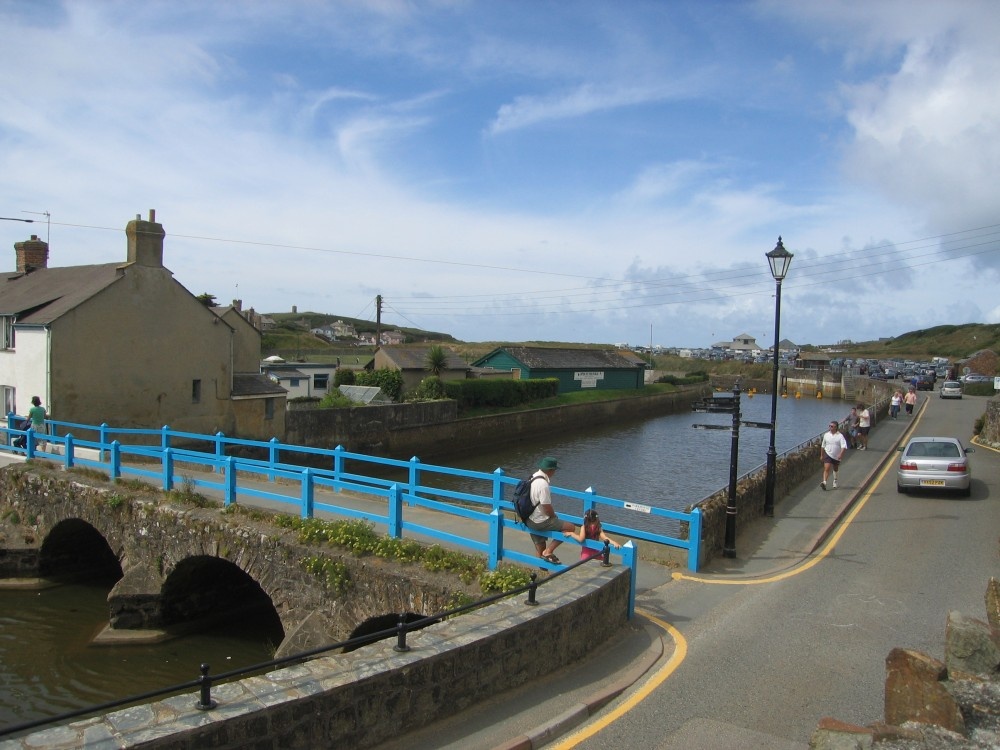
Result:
[0, 392, 851, 729]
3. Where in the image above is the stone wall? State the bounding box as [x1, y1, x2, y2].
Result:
[978, 393, 1000, 446]
[285, 386, 712, 460]
[2, 565, 631, 750]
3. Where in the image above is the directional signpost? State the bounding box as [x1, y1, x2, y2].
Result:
[692, 382, 774, 558]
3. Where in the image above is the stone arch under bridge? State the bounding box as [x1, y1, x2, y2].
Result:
[0, 465, 469, 657]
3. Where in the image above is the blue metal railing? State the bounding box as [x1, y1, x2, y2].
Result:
[1, 415, 703, 604]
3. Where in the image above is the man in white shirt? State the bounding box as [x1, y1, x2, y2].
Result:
[820, 420, 848, 490]
[525, 456, 574, 564]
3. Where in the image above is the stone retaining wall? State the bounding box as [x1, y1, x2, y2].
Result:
[0, 566, 631, 750]
[285, 386, 712, 460]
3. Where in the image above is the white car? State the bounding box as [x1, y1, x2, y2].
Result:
[896, 436, 973, 497]
[938, 381, 963, 399]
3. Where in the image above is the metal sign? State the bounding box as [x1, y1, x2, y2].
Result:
[623, 501, 652, 514]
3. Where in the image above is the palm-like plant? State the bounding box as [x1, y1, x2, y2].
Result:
[425, 345, 448, 377]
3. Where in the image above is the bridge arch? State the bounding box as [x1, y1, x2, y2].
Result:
[39, 517, 122, 580]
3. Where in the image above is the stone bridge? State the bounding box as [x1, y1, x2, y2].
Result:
[0, 463, 469, 656]
[0, 461, 630, 749]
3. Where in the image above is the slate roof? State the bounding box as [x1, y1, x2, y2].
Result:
[232, 373, 288, 397]
[490, 347, 643, 369]
[378, 345, 469, 371]
[0, 263, 124, 324]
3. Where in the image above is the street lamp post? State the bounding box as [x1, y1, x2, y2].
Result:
[763, 237, 793, 517]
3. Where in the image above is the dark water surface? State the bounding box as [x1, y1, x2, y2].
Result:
[0, 393, 851, 729]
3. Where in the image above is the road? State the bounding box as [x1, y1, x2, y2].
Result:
[562, 394, 1000, 749]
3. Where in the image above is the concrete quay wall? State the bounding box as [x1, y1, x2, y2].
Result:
[0, 566, 631, 750]
[284, 385, 712, 460]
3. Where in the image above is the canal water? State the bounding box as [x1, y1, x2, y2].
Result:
[0, 392, 851, 729]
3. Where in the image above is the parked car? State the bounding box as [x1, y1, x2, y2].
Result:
[962, 373, 991, 383]
[938, 381, 963, 399]
[914, 374, 935, 391]
[896, 436, 973, 497]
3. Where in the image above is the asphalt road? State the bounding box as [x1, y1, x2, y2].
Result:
[560, 394, 1000, 750]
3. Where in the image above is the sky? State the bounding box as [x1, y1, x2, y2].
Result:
[1, 1, 999, 350]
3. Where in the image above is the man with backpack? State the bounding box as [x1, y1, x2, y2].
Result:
[522, 456, 574, 564]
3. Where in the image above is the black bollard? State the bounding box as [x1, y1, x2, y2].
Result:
[525, 572, 539, 606]
[195, 663, 217, 710]
[601, 540, 612, 567]
[393, 613, 411, 652]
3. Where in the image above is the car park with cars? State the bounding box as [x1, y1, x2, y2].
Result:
[938, 380, 963, 399]
[896, 436, 973, 497]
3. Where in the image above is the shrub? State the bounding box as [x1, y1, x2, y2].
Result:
[356, 367, 404, 401]
[334, 368, 356, 387]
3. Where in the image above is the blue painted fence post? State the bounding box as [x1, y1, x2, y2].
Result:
[388, 484, 402, 538]
[162, 448, 174, 491]
[687, 506, 702, 573]
[268, 438, 279, 482]
[110, 441, 122, 479]
[214, 432, 225, 475]
[63, 434, 75, 470]
[332, 445, 344, 491]
[224, 456, 236, 507]
[100, 423, 109, 462]
[301, 468, 314, 519]
[492, 468, 505, 512]
[489, 508, 502, 569]
[583, 486, 597, 518]
[161, 425, 170, 452]
[407, 457, 420, 506]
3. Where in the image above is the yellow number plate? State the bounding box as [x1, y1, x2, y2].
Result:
[920, 479, 945, 486]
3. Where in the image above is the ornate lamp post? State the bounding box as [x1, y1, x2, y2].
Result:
[763, 237, 793, 517]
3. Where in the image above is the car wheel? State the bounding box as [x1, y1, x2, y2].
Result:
[896, 483, 906, 494]
[961, 486, 971, 498]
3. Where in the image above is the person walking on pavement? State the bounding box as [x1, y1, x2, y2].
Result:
[524, 457, 574, 564]
[856, 403, 871, 450]
[890, 390, 902, 420]
[904, 387, 917, 417]
[820, 420, 848, 490]
[847, 406, 860, 448]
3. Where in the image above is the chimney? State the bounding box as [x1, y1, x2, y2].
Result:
[15, 235, 49, 273]
[232, 299, 242, 311]
[126, 209, 165, 267]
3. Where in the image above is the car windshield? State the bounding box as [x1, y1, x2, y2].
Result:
[908, 442, 960, 458]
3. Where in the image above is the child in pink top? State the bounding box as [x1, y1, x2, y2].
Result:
[564, 509, 621, 560]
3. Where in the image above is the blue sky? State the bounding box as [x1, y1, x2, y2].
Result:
[2, 1, 998, 349]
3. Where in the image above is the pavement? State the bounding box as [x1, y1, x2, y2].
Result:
[0, 404, 921, 750]
[366, 403, 926, 750]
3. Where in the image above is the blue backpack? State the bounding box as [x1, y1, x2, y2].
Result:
[512, 476, 542, 523]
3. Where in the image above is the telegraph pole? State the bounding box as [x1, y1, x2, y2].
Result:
[375, 295, 383, 348]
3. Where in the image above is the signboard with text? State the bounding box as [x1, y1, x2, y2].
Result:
[574, 371, 605, 388]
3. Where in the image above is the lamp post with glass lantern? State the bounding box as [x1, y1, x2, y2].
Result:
[763, 237, 793, 517]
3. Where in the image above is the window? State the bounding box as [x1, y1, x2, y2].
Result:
[313, 373, 329, 390]
[192, 379, 202, 404]
[264, 398, 274, 420]
[2, 386, 15, 417]
[0, 317, 14, 350]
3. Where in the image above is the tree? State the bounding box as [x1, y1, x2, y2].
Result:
[425, 345, 448, 377]
[196, 293, 218, 307]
